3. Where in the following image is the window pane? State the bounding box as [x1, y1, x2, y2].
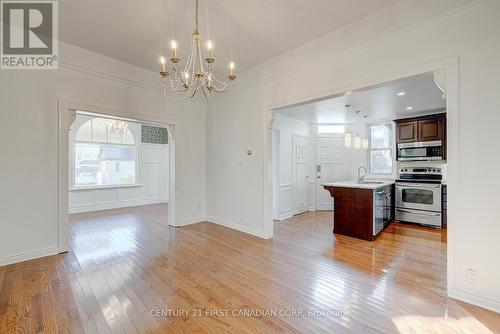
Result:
[370, 149, 392, 174]
[122, 131, 135, 145]
[370, 125, 390, 149]
[75, 120, 92, 142]
[75, 144, 100, 186]
[317, 125, 345, 134]
[107, 129, 122, 144]
[92, 118, 107, 142]
[75, 144, 136, 187]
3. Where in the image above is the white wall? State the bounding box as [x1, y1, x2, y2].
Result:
[272, 114, 310, 220]
[68, 116, 170, 213]
[0, 42, 207, 265]
[207, 0, 500, 312]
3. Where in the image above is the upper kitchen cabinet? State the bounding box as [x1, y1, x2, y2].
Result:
[396, 121, 418, 142]
[395, 113, 446, 143]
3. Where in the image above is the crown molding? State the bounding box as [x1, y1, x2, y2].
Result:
[59, 61, 207, 105]
[216, 0, 491, 99]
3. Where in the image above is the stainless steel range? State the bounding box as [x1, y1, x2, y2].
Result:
[396, 166, 443, 227]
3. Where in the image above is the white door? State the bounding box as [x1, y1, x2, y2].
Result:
[293, 135, 309, 215]
[316, 136, 348, 210]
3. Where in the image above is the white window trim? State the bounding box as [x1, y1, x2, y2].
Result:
[367, 122, 396, 177]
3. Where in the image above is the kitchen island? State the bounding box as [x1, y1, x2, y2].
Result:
[323, 181, 395, 241]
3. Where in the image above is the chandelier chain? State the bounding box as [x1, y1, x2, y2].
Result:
[195, 0, 199, 33]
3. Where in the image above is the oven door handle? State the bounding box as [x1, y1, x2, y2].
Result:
[397, 209, 441, 216]
[396, 183, 441, 188]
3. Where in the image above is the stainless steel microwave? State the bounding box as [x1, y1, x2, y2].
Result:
[397, 140, 443, 161]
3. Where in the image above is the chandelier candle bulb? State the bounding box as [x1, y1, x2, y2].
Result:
[228, 62, 236, 81]
[159, 56, 169, 77]
[207, 40, 213, 58]
[171, 40, 177, 58]
[160, 56, 166, 72]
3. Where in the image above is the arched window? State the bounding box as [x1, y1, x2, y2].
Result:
[73, 117, 137, 187]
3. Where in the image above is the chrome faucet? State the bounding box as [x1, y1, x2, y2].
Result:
[358, 166, 367, 183]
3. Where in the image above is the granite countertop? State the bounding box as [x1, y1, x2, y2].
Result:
[322, 180, 395, 190]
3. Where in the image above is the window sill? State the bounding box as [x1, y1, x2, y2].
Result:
[69, 184, 143, 191]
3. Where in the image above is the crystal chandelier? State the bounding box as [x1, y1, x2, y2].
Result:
[107, 120, 129, 135]
[159, 0, 236, 99]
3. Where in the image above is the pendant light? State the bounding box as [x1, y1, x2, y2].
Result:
[362, 138, 369, 150]
[354, 132, 362, 149]
[344, 104, 352, 148]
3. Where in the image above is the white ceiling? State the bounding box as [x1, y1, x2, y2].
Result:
[59, 0, 403, 75]
[275, 72, 446, 124]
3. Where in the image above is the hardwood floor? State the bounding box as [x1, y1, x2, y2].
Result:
[0, 205, 498, 333]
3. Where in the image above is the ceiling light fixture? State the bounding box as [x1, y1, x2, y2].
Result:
[397, 91, 406, 96]
[406, 106, 414, 111]
[354, 133, 362, 150]
[159, 0, 236, 99]
[362, 138, 369, 150]
[344, 104, 352, 148]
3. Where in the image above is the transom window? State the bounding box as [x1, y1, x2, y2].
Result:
[73, 117, 137, 187]
[317, 124, 345, 134]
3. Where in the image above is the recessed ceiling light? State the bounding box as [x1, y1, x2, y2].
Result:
[345, 91, 353, 96]
[397, 91, 406, 96]
[406, 106, 414, 111]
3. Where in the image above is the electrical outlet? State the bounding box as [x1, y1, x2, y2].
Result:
[465, 269, 478, 285]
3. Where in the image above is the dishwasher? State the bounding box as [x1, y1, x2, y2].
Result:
[373, 185, 393, 236]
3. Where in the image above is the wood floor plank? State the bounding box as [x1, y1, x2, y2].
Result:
[0, 204, 498, 333]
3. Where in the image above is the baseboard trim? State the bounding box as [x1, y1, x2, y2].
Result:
[176, 216, 207, 227]
[207, 216, 272, 239]
[69, 199, 168, 214]
[449, 288, 500, 314]
[279, 211, 293, 221]
[0, 246, 59, 267]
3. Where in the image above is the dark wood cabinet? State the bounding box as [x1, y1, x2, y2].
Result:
[396, 121, 418, 143]
[395, 113, 446, 143]
[323, 185, 395, 241]
[419, 118, 444, 141]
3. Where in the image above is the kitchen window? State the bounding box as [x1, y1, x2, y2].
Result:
[73, 117, 137, 188]
[369, 124, 393, 174]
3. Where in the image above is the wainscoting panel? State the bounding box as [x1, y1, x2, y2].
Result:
[279, 183, 294, 220]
